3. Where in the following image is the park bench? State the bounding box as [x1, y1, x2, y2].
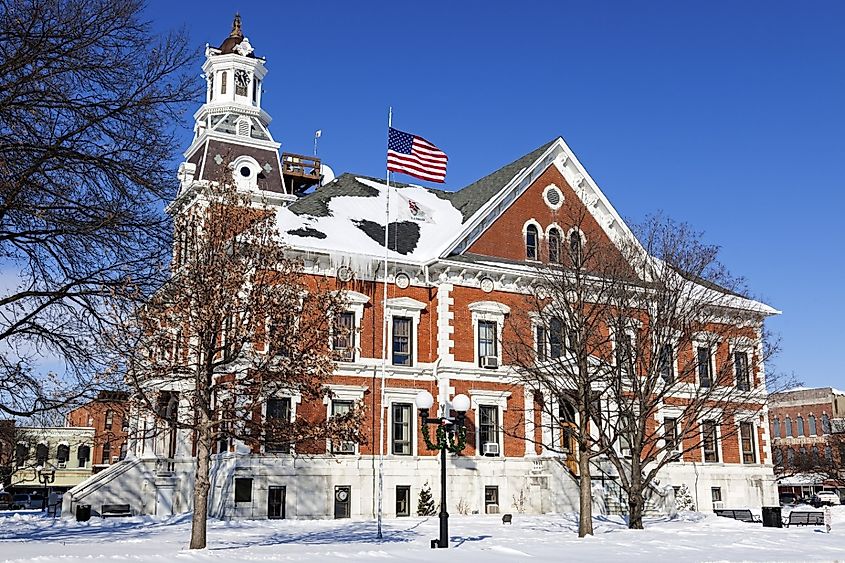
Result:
[101, 504, 132, 518]
[784, 511, 824, 527]
[502, 513, 513, 525]
[714, 509, 761, 523]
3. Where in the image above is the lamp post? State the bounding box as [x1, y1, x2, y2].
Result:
[35, 466, 55, 511]
[414, 389, 470, 549]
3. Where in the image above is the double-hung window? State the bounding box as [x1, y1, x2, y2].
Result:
[734, 351, 750, 390]
[266, 397, 292, 453]
[549, 317, 563, 359]
[536, 326, 547, 361]
[333, 312, 355, 361]
[331, 400, 355, 454]
[740, 421, 756, 464]
[392, 317, 412, 366]
[697, 346, 712, 388]
[391, 403, 412, 455]
[479, 405, 499, 456]
[702, 420, 719, 462]
[478, 321, 497, 367]
[664, 417, 679, 453]
[658, 344, 674, 383]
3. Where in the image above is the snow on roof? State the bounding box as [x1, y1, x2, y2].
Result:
[277, 176, 464, 264]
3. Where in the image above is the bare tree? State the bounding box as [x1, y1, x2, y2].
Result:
[0, 0, 196, 418]
[594, 215, 784, 528]
[117, 172, 364, 549]
[509, 210, 784, 532]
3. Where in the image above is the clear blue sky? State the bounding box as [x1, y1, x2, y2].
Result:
[147, 0, 845, 388]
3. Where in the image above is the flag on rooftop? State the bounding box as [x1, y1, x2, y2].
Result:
[387, 127, 448, 183]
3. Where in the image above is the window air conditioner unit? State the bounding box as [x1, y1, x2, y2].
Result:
[335, 349, 354, 362]
[481, 356, 499, 369]
[483, 442, 500, 456]
[486, 503, 500, 514]
[337, 441, 356, 454]
[712, 501, 725, 510]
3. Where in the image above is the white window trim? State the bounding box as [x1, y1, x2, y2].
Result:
[469, 301, 510, 369]
[324, 384, 367, 455]
[728, 337, 755, 390]
[658, 408, 684, 459]
[735, 412, 758, 465]
[656, 339, 680, 385]
[545, 222, 564, 263]
[542, 184, 564, 211]
[231, 155, 261, 191]
[470, 390, 510, 457]
[385, 297, 425, 367]
[384, 387, 419, 457]
[609, 321, 639, 373]
[693, 334, 718, 388]
[330, 290, 369, 362]
[522, 219, 543, 262]
[565, 227, 586, 252]
[700, 414, 723, 464]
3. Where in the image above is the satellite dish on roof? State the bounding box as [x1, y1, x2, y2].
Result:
[320, 163, 335, 186]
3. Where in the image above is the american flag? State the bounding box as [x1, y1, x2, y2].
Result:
[387, 127, 448, 183]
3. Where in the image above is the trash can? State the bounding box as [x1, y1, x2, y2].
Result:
[761, 506, 782, 528]
[75, 504, 91, 522]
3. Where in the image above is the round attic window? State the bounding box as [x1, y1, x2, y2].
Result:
[543, 184, 563, 210]
[239, 166, 251, 178]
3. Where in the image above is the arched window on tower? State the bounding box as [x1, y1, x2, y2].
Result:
[548, 228, 561, 263]
[525, 224, 538, 261]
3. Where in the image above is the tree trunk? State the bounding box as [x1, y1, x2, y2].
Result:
[627, 458, 644, 529]
[578, 442, 593, 537]
[190, 413, 211, 549]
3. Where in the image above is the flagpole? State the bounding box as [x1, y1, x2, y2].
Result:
[377, 107, 392, 541]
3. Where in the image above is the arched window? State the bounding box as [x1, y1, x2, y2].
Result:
[549, 317, 563, 359]
[822, 414, 831, 434]
[811, 445, 820, 465]
[825, 445, 833, 463]
[784, 417, 792, 437]
[786, 447, 794, 464]
[569, 230, 583, 265]
[548, 228, 561, 263]
[808, 414, 817, 436]
[774, 447, 783, 467]
[796, 416, 804, 437]
[772, 417, 780, 438]
[56, 444, 70, 465]
[525, 224, 539, 260]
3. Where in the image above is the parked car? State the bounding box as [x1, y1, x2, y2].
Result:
[0, 492, 13, 510]
[779, 493, 796, 506]
[811, 491, 841, 507]
[11, 493, 44, 509]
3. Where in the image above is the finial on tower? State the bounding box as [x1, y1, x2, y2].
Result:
[230, 13, 242, 38]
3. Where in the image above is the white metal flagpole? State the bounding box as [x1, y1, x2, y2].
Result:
[376, 107, 392, 540]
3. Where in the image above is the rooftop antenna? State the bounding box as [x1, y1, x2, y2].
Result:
[314, 129, 322, 156]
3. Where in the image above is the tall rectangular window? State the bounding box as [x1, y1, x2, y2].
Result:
[536, 326, 547, 361]
[331, 400, 355, 454]
[658, 344, 674, 383]
[664, 417, 679, 453]
[333, 312, 355, 361]
[740, 421, 756, 464]
[734, 351, 750, 391]
[478, 321, 497, 366]
[104, 409, 114, 431]
[392, 317, 412, 366]
[391, 403, 412, 455]
[479, 405, 499, 456]
[396, 486, 411, 517]
[550, 318, 563, 359]
[101, 441, 111, 464]
[702, 420, 719, 462]
[697, 346, 712, 388]
[220, 72, 227, 95]
[266, 397, 292, 453]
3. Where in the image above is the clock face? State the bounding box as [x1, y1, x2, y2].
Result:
[480, 277, 494, 293]
[235, 69, 250, 88]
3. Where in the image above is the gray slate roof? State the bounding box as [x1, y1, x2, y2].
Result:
[287, 139, 557, 222]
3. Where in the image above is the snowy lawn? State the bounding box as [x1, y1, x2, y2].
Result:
[1, 506, 844, 562]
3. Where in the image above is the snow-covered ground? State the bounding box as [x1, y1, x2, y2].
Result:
[1, 506, 843, 562]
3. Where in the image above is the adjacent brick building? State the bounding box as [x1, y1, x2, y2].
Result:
[67, 391, 129, 472]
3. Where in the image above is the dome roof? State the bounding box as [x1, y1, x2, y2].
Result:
[216, 14, 256, 57]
